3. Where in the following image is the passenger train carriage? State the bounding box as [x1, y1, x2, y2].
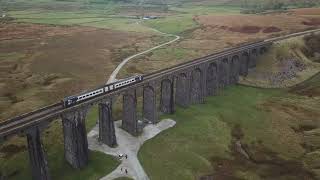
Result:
[63, 75, 143, 108]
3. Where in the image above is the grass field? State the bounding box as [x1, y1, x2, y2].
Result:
[7, 10, 156, 33]
[113, 177, 133, 180]
[138, 75, 320, 179]
[4, 2, 244, 35]
[1, 1, 320, 179]
[170, 5, 242, 15]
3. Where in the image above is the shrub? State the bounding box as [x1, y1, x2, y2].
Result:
[303, 33, 320, 58]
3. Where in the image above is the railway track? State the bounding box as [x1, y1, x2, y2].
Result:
[1, 29, 320, 140]
[0, 103, 63, 139]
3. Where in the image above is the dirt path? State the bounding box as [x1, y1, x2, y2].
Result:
[107, 22, 180, 83]
[88, 119, 176, 180]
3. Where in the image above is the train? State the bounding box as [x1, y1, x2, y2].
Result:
[62, 75, 143, 108]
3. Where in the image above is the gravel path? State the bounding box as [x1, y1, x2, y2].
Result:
[87, 119, 176, 180]
[107, 23, 180, 83]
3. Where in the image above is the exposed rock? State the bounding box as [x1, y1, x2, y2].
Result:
[235, 140, 250, 160]
[268, 58, 306, 86]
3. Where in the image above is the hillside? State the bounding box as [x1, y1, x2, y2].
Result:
[139, 74, 320, 180]
[241, 33, 320, 87]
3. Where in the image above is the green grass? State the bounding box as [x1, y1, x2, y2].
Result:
[113, 177, 134, 180]
[144, 14, 197, 34]
[86, 105, 99, 131]
[2, 150, 119, 180]
[170, 5, 242, 15]
[83, 18, 155, 33]
[5, 1, 243, 34]
[138, 85, 313, 180]
[8, 10, 157, 33]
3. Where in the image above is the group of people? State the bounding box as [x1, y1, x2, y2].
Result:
[118, 153, 128, 160]
[120, 167, 128, 174]
[118, 153, 129, 175]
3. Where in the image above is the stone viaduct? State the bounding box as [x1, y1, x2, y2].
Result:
[0, 41, 271, 180]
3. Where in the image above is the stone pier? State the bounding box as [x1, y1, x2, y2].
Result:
[190, 68, 204, 104]
[230, 55, 240, 84]
[98, 101, 117, 147]
[27, 128, 50, 180]
[61, 107, 90, 169]
[160, 78, 174, 114]
[224, 58, 230, 86]
[206, 63, 218, 96]
[240, 52, 249, 76]
[219, 59, 229, 88]
[218, 61, 225, 89]
[175, 73, 190, 107]
[143, 85, 158, 123]
[122, 90, 138, 136]
[249, 49, 257, 68]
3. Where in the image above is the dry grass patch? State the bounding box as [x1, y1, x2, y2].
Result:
[0, 22, 162, 121]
